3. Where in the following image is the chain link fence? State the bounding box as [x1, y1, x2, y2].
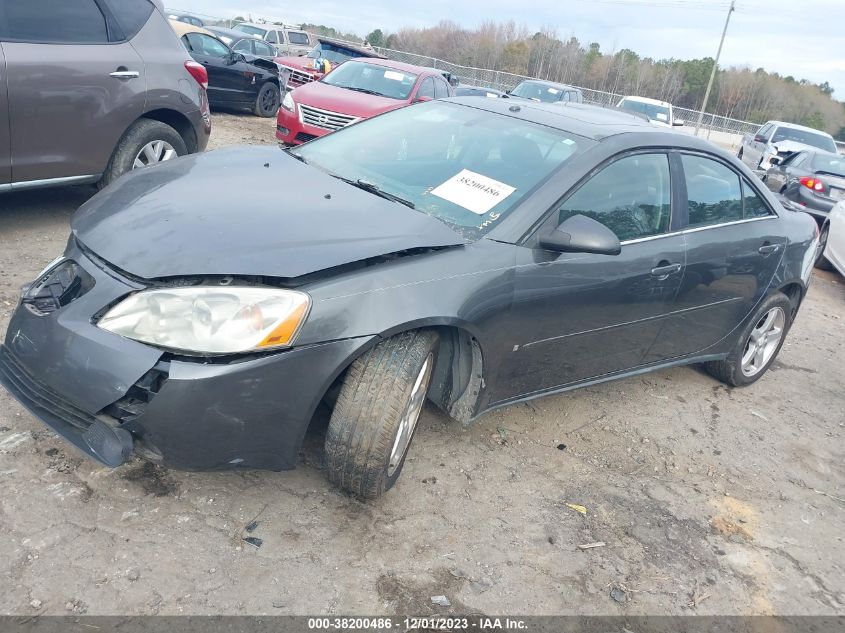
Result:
[374, 46, 759, 139]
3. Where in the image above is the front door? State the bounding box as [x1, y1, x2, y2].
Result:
[492, 152, 686, 404]
[3, 0, 145, 184]
[647, 153, 784, 361]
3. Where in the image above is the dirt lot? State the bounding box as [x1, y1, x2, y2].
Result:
[0, 112, 843, 617]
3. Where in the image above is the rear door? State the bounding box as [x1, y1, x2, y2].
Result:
[0, 0, 146, 184]
[0, 43, 9, 187]
[646, 153, 783, 361]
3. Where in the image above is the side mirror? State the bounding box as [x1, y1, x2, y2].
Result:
[229, 52, 246, 64]
[539, 214, 621, 256]
[754, 135, 766, 143]
[414, 95, 433, 104]
[672, 119, 685, 127]
[769, 156, 781, 166]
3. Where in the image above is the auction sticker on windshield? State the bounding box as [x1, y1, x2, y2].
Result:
[431, 169, 516, 215]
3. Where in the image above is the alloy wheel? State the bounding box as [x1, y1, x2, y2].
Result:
[741, 307, 785, 377]
[132, 140, 177, 170]
[387, 352, 434, 477]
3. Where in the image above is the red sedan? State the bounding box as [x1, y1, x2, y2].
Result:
[276, 58, 455, 145]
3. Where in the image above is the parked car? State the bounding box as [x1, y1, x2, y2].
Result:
[171, 21, 281, 118]
[231, 22, 312, 57]
[0, 0, 210, 193]
[0, 99, 817, 500]
[167, 13, 204, 27]
[508, 80, 583, 104]
[456, 86, 507, 98]
[276, 37, 386, 90]
[763, 150, 845, 222]
[276, 58, 454, 145]
[617, 96, 684, 127]
[739, 121, 838, 172]
[206, 26, 280, 62]
[816, 201, 845, 276]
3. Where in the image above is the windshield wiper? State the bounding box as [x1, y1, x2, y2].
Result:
[345, 87, 384, 97]
[334, 176, 415, 209]
[285, 148, 307, 164]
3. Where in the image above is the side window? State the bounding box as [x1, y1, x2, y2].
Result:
[287, 31, 310, 45]
[682, 155, 743, 227]
[757, 124, 772, 140]
[1, 0, 108, 43]
[742, 179, 774, 219]
[253, 40, 276, 56]
[233, 39, 253, 54]
[187, 34, 229, 58]
[416, 77, 435, 100]
[557, 153, 672, 241]
[433, 78, 451, 99]
[266, 30, 279, 44]
[788, 152, 807, 167]
[101, 0, 154, 40]
[180, 34, 192, 51]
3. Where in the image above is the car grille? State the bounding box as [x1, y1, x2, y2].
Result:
[21, 260, 94, 316]
[299, 104, 358, 131]
[284, 67, 316, 88]
[0, 346, 97, 432]
[295, 132, 318, 143]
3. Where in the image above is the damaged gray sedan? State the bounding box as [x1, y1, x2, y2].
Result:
[0, 99, 818, 498]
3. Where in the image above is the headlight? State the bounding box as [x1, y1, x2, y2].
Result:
[281, 90, 295, 112]
[98, 287, 310, 355]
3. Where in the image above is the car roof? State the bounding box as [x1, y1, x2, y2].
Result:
[168, 20, 215, 38]
[515, 78, 582, 92]
[620, 95, 671, 107]
[767, 120, 834, 137]
[207, 25, 254, 39]
[445, 97, 712, 143]
[344, 57, 435, 75]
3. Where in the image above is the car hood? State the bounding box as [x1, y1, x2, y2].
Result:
[293, 81, 407, 118]
[71, 146, 464, 280]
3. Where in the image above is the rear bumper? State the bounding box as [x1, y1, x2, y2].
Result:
[785, 186, 835, 219]
[0, 241, 375, 471]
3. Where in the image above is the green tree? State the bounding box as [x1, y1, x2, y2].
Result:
[366, 29, 385, 47]
[819, 81, 834, 96]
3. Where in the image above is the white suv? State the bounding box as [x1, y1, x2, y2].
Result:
[617, 96, 684, 128]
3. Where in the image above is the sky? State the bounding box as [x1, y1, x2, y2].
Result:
[167, 0, 845, 97]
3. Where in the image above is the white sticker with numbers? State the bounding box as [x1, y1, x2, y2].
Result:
[430, 169, 516, 215]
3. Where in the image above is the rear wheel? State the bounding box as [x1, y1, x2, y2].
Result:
[99, 119, 187, 188]
[815, 223, 834, 271]
[254, 82, 281, 117]
[324, 330, 438, 499]
[703, 293, 792, 387]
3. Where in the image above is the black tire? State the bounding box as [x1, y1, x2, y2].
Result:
[815, 224, 834, 271]
[99, 119, 187, 189]
[325, 330, 439, 499]
[703, 292, 792, 387]
[254, 82, 281, 117]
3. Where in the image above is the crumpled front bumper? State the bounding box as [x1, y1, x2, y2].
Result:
[0, 241, 375, 471]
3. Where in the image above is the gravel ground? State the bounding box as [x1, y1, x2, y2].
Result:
[0, 112, 843, 616]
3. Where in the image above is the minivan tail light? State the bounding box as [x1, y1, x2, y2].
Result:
[800, 176, 826, 193]
[185, 61, 208, 90]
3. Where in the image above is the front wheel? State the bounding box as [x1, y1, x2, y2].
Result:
[254, 82, 281, 117]
[815, 224, 834, 271]
[703, 293, 792, 387]
[325, 330, 439, 499]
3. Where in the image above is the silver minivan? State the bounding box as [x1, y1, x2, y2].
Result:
[0, 0, 211, 192]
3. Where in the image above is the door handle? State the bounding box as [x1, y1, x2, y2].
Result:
[758, 244, 781, 255]
[651, 263, 682, 278]
[109, 70, 140, 79]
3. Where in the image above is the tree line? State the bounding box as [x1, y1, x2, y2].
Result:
[364, 20, 844, 137]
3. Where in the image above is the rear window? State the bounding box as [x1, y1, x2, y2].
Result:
[619, 99, 670, 123]
[811, 154, 845, 177]
[233, 24, 266, 38]
[511, 81, 564, 103]
[102, 0, 153, 40]
[1, 0, 108, 43]
[771, 127, 837, 153]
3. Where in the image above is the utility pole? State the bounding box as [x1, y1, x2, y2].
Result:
[695, 0, 735, 136]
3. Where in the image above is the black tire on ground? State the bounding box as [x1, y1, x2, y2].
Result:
[815, 224, 834, 271]
[325, 330, 439, 499]
[254, 82, 281, 117]
[99, 119, 187, 189]
[703, 292, 793, 387]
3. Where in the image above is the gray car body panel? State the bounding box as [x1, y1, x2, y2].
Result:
[0, 100, 818, 472]
[0, 43, 8, 184]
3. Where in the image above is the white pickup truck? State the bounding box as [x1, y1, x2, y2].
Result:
[739, 120, 838, 173]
